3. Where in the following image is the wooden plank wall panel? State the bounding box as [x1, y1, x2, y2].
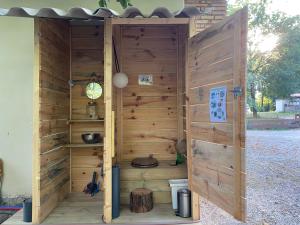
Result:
[36, 19, 70, 223]
[120, 25, 179, 161]
[119, 162, 187, 204]
[70, 24, 104, 192]
[187, 9, 247, 220]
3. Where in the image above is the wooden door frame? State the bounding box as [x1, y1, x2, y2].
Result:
[32, 18, 41, 224]
[103, 18, 113, 224]
[185, 16, 200, 221]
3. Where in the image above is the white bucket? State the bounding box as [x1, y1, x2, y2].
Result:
[168, 179, 188, 210]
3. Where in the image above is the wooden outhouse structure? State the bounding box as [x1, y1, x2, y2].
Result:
[1, 6, 247, 224]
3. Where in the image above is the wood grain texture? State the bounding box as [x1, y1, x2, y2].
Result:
[103, 18, 113, 223]
[70, 24, 104, 193]
[186, 19, 200, 221]
[34, 18, 70, 223]
[119, 161, 187, 204]
[119, 25, 180, 161]
[187, 8, 247, 221]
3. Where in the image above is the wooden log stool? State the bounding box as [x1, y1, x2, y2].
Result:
[130, 188, 153, 213]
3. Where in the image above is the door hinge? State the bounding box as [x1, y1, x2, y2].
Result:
[230, 86, 242, 98]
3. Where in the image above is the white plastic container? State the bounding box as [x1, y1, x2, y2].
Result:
[168, 179, 188, 210]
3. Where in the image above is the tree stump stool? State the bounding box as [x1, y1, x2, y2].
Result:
[130, 188, 153, 213]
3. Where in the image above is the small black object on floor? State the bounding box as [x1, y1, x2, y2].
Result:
[83, 171, 99, 196]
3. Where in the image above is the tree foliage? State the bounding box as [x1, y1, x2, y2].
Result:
[263, 29, 300, 98]
[228, 0, 300, 115]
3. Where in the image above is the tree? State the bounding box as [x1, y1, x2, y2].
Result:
[263, 29, 300, 99]
[229, 0, 273, 117]
[98, 0, 132, 9]
[228, 0, 300, 116]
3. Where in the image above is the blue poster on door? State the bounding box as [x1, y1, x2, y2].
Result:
[209, 86, 227, 122]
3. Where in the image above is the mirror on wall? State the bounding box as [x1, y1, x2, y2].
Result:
[86, 82, 103, 100]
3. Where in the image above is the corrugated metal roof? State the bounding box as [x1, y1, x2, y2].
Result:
[0, 6, 201, 20]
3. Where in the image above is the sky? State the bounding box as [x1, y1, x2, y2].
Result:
[228, 0, 300, 16]
[229, 0, 299, 52]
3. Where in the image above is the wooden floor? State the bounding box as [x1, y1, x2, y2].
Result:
[4, 192, 191, 225]
[2, 209, 31, 224]
[113, 204, 191, 224]
[42, 192, 103, 224]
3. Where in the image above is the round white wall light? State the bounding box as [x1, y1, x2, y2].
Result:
[113, 72, 128, 88]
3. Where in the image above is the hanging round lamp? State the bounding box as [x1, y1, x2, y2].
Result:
[112, 36, 128, 89]
[113, 72, 128, 89]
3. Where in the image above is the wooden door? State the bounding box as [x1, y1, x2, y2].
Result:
[186, 8, 247, 221]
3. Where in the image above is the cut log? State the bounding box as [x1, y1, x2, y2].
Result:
[130, 188, 153, 213]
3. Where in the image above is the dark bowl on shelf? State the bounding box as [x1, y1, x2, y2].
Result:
[81, 133, 102, 144]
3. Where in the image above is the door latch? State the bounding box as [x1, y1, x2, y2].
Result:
[230, 86, 242, 98]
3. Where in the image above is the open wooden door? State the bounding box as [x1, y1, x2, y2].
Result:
[186, 8, 247, 221]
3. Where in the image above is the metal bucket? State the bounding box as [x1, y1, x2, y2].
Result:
[176, 188, 191, 218]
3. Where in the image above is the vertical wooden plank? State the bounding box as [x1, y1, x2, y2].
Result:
[114, 25, 123, 163]
[69, 23, 73, 193]
[177, 25, 184, 141]
[186, 19, 200, 221]
[192, 192, 200, 220]
[103, 18, 113, 224]
[32, 18, 41, 225]
[112, 111, 115, 158]
[189, 16, 197, 38]
[232, 7, 247, 221]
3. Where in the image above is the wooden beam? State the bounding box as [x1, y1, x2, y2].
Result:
[186, 18, 200, 221]
[32, 18, 41, 225]
[232, 7, 248, 221]
[69, 21, 73, 194]
[111, 18, 190, 25]
[188, 16, 197, 38]
[103, 18, 113, 224]
[177, 25, 186, 142]
[111, 111, 115, 158]
[113, 24, 123, 163]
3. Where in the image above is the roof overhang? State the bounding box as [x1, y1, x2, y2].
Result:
[0, 6, 202, 20]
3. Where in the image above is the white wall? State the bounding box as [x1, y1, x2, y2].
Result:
[0, 17, 34, 197]
[0, 0, 183, 198]
[275, 99, 288, 112]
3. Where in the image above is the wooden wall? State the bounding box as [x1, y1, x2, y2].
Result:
[118, 25, 180, 161]
[70, 24, 104, 192]
[34, 19, 70, 223]
[187, 9, 247, 220]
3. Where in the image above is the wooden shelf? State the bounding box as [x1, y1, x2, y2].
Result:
[64, 143, 104, 148]
[68, 119, 104, 123]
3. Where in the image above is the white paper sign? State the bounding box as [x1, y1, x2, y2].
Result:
[209, 86, 227, 122]
[138, 74, 153, 85]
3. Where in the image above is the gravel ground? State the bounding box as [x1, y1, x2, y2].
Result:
[198, 129, 300, 225]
